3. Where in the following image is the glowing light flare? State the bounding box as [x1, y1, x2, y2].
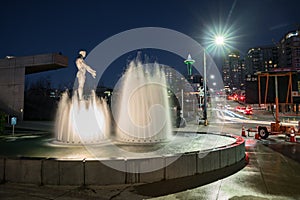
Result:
[202, 23, 239, 56]
[215, 36, 225, 45]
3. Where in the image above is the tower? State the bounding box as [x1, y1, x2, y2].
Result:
[184, 54, 195, 80]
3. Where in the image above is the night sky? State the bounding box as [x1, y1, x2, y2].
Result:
[1, 0, 300, 89]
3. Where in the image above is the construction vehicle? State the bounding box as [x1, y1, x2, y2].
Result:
[257, 75, 296, 139]
[258, 121, 295, 139]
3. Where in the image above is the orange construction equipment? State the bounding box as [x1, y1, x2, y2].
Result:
[255, 132, 261, 140]
[241, 126, 246, 137]
[257, 73, 296, 140]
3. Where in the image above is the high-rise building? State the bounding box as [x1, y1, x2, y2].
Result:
[240, 58, 246, 89]
[222, 51, 243, 89]
[279, 29, 300, 68]
[245, 45, 279, 74]
[244, 29, 300, 110]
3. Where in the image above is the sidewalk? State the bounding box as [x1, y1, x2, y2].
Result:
[150, 138, 300, 200]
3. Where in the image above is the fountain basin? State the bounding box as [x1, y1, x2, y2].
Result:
[0, 132, 245, 186]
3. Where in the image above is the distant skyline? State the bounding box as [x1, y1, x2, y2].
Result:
[1, 0, 300, 88]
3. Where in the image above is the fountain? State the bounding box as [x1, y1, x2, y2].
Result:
[55, 54, 172, 145]
[55, 90, 110, 144]
[0, 51, 245, 186]
[112, 59, 172, 143]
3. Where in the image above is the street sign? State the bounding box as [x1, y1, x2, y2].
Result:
[11, 117, 17, 126]
[11, 117, 17, 136]
[292, 91, 300, 97]
[199, 87, 204, 97]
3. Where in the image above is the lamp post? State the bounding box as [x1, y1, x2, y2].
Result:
[203, 50, 208, 126]
[203, 35, 225, 126]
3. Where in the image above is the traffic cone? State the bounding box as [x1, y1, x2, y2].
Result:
[245, 152, 249, 164]
[241, 126, 246, 137]
[254, 126, 260, 140]
[290, 133, 296, 143]
[255, 132, 260, 140]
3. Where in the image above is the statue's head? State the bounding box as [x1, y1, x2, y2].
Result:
[79, 50, 86, 58]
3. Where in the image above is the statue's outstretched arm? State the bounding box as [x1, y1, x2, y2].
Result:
[82, 60, 97, 78]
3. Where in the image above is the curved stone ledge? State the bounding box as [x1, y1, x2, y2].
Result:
[0, 133, 245, 186]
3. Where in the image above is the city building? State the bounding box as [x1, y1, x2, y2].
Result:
[245, 29, 300, 75]
[279, 29, 300, 69]
[244, 29, 300, 112]
[240, 58, 247, 89]
[246, 45, 279, 74]
[222, 51, 245, 90]
[0, 53, 68, 120]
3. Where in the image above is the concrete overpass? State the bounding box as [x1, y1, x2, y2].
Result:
[0, 53, 68, 120]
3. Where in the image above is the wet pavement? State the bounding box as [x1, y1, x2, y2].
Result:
[262, 137, 300, 163]
[0, 137, 299, 199]
[0, 120, 300, 199]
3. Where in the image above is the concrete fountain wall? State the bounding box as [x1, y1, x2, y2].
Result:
[0, 134, 245, 186]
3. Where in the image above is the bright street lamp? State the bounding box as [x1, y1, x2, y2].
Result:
[203, 35, 226, 126]
[203, 23, 237, 57]
[215, 36, 225, 45]
[203, 50, 208, 125]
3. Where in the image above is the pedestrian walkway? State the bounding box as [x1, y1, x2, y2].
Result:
[149, 138, 300, 200]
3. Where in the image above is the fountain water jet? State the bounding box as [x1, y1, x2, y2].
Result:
[111, 59, 172, 143]
[55, 90, 111, 144]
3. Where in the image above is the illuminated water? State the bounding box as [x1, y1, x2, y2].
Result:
[55, 90, 111, 144]
[112, 60, 172, 143]
[55, 59, 172, 144]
